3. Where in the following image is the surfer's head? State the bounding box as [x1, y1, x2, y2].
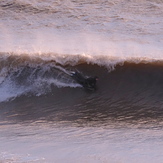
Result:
[95, 76, 99, 81]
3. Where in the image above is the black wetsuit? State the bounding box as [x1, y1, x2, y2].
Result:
[84, 77, 97, 88]
[71, 71, 98, 89]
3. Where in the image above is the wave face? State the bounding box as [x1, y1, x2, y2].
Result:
[1, 52, 163, 106]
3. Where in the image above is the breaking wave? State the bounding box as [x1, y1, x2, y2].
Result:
[1, 52, 163, 102]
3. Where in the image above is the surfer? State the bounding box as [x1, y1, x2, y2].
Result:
[70, 71, 98, 90]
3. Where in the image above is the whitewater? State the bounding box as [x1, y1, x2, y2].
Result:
[0, 0, 163, 162]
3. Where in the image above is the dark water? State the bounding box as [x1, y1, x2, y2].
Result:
[1, 60, 163, 123]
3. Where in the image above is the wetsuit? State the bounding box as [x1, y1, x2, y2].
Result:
[71, 71, 98, 89]
[84, 77, 97, 88]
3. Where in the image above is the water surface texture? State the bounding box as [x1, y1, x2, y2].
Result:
[0, 0, 163, 162]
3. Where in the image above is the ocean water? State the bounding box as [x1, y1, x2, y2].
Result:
[0, 0, 163, 162]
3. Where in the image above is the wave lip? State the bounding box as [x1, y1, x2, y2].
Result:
[1, 51, 163, 67]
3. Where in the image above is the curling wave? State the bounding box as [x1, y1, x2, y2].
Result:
[0, 52, 163, 102]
